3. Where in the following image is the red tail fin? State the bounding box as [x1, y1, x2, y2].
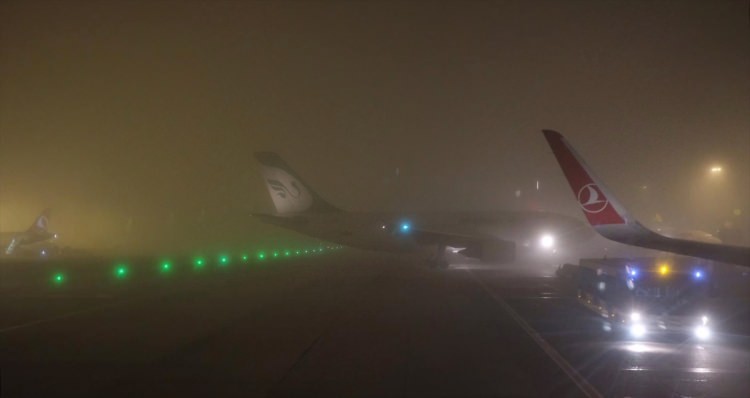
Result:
[542, 130, 626, 226]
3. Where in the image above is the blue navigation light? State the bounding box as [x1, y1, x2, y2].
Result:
[400, 222, 411, 233]
[629, 269, 638, 277]
[694, 271, 703, 279]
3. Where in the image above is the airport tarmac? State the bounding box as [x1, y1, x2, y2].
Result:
[1, 251, 749, 397]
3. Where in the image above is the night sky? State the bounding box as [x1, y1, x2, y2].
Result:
[1, 1, 748, 252]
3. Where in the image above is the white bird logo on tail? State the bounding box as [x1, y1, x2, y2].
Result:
[577, 183, 609, 213]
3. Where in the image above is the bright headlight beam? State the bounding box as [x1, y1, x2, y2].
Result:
[694, 325, 710, 340]
[539, 234, 555, 249]
[629, 323, 646, 338]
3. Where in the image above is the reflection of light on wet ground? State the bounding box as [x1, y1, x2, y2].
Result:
[690, 367, 712, 374]
[619, 341, 676, 354]
[623, 366, 702, 373]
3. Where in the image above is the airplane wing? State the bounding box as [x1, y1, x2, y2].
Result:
[409, 227, 517, 263]
[542, 129, 750, 267]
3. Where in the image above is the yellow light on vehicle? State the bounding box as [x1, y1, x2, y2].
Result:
[659, 264, 669, 276]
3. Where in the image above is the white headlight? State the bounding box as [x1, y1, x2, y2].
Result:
[694, 325, 711, 340]
[539, 234, 555, 249]
[629, 323, 646, 338]
[630, 312, 641, 322]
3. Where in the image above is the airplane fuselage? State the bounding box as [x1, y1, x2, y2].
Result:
[257, 210, 592, 263]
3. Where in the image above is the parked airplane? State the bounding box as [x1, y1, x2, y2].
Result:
[1, 209, 57, 255]
[542, 129, 750, 267]
[254, 152, 591, 267]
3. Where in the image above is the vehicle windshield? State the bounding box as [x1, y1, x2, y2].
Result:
[633, 274, 708, 316]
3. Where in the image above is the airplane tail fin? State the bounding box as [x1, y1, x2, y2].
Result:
[254, 152, 341, 214]
[543, 129, 750, 267]
[26, 208, 51, 234]
[542, 130, 633, 227]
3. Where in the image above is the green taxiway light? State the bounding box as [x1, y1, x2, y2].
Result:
[241, 254, 249, 262]
[193, 257, 205, 268]
[160, 261, 172, 273]
[219, 255, 230, 265]
[284, 250, 290, 257]
[273, 251, 279, 258]
[114, 265, 128, 279]
[52, 272, 65, 285]
[257, 252, 266, 260]
[295, 250, 300, 255]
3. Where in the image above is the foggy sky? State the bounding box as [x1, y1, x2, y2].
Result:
[1, 0, 748, 252]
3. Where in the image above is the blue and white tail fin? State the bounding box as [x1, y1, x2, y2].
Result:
[254, 152, 340, 214]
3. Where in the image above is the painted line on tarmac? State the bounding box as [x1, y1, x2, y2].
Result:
[0, 288, 178, 333]
[469, 270, 603, 398]
[0, 300, 131, 334]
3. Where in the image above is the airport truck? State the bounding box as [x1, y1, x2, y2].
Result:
[556, 256, 716, 341]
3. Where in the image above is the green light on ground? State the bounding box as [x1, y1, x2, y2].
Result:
[219, 255, 230, 265]
[304, 249, 309, 254]
[52, 272, 65, 285]
[295, 250, 300, 255]
[114, 265, 128, 279]
[284, 250, 290, 257]
[257, 252, 266, 260]
[193, 257, 205, 268]
[273, 251, 279, 258]
[160, 261, 172, 273]
[241, 254, 249, 262]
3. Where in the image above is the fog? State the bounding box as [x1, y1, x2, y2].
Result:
[1, 1, 748, 252]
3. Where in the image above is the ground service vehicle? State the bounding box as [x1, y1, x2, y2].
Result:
[557, 256, 715, 341]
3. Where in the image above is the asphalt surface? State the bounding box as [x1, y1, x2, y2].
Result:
[1, 251, 749, 397]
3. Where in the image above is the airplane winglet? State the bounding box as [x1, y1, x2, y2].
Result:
[543, 130, 750, 267]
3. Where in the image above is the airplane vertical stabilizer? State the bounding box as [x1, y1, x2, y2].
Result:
[26, 208, 51, 234]
[254, 152, 340, 214]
